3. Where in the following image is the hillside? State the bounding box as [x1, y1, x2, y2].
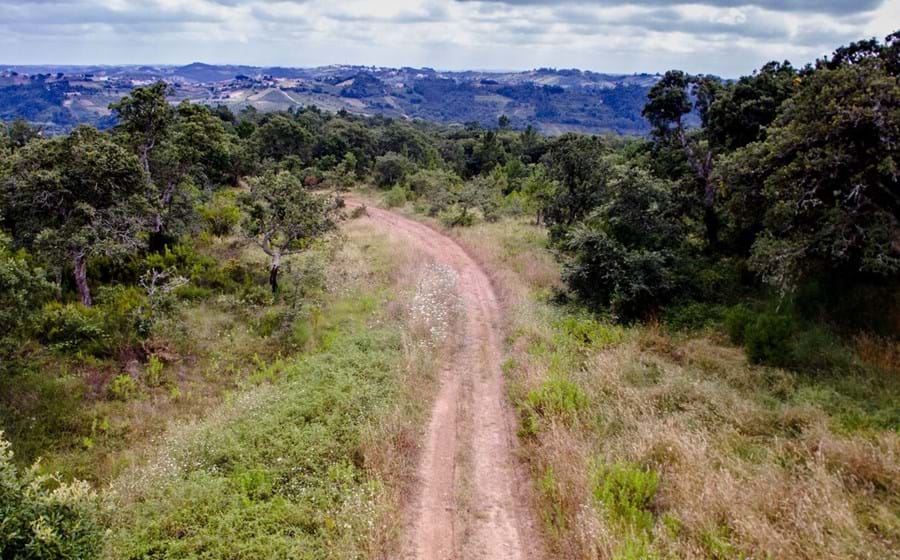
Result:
[0, 63, 659, 135]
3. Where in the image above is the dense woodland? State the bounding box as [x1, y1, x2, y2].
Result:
[0, 32, 898, 558]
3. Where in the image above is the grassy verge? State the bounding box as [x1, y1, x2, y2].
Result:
[448, 217, 899, 560]
[101, 217, 449, 558]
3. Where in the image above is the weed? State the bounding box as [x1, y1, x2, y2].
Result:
[108, 374, 139, 401]
[592, 462, 659, 533]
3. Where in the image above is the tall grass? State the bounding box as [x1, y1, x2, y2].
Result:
[102, 218, 456, 558]
[450, 217, 900, 560]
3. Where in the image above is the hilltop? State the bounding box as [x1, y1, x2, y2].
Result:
[0, 63, 659, 135]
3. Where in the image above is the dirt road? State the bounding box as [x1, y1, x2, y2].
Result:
[354, 202, 540, 560]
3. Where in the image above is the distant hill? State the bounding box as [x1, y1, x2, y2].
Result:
[0, 63, 661, 135]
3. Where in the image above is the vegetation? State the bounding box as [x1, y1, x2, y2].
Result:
[0, 29, 897, 559]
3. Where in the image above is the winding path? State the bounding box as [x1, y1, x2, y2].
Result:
[353, 201, 541, 560]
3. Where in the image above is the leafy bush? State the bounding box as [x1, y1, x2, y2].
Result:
[664, 302, 724, 331]
[383, 185, 408, 208]
[744, 313, 794, 366]
[109, 374, 139, 401]
[0, 433, 102, 559]
[555, 165, 688, 322]
[373, 152, 413, 187]
[522, 375, 588, 434]
[724, 304, 754, 344]
[593, 462, 659, 532]
[555, 316, 627, 348]
[38, 302, 108, 354]
[561, 227, 682, 322]
[438, 204, 476, 228]
[199, 191, 241, 237]
[0, 241, 55, 366]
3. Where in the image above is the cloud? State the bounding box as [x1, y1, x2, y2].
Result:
[455, 0, 885, 16]
[0, 0, 894, 76]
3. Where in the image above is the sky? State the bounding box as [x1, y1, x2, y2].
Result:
[0, 0, 897, 76]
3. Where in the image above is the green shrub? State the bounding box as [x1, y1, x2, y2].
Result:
[38, 302, 108, 354]
[724, 304, 755, 345]
[0, 241, 56, 363]
[523, 375, 588, 434]
[556, 316, 627, 348]
[438, 204, 475, 228]
[664, 302, 724, 331]
[145, 356, 165, 388]
[109, 374, 139, 401]
[744, 313, 794, 366]
[199, 191, 241, 237]
[383, 185, 408, 208]
[593, 462, 659, 533]
[0, 432, 102, 559]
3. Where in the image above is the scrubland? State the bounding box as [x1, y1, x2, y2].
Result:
[447, 217, 899, 560]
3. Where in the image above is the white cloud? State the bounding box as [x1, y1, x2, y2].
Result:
[0, 0, 895, 75]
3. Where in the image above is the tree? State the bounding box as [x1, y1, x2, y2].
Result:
[253, 114, 315, 163]
[706, 61, 798, 151]
[643, 70, 720, 248]
[540, 134, 613, 235]
[113, 87, 235, 242]
[241, 171, 337, 293]
[520, 164, 557, 225]
[556, 165, 686, 321]
[0, 235, 56, 366]
[109, 81, 173, 176]
[3, 126, 149, 306]
[374, 152, 413, 187]
[740, 54, 899, 291]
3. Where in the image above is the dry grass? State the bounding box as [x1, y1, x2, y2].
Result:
[446, 217, 900, 560]
[341, 216, 464, 558]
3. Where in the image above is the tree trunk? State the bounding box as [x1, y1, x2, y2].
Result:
[269, 254, 281, 294]
[73, 250, 92, 307]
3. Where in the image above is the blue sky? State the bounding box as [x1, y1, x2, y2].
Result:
[1, 0, 897, 76]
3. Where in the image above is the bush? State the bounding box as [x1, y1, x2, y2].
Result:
[38, 302, 108, 354]
[109, 374, 139, 401]
[724, 304, 755, 344]
[0, 433, 102, 559]
[593, 462, 659, 533]
[0, 242, 56, 366]
[522, 375, 588, 434]
[664, 302, 724, 331]
[373, 152, 413, 187]
[199, 191, 241, 237]
[561, 226, 682, 322]
[744, 313, 794, 366]
[438, 204, 475, 228]
[383, 185, 408, 208]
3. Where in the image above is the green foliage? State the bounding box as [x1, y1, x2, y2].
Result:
[438, 204, 475, 228]
[557, 165, 686, 321]
[373, 151, 414, 187]
[3, 126, 150, 306]
[522, 376, 588, 435]
[242, 170, 337, 292]
[0, 238, 55, 366]
[724, 304, 755, 345]
[0, 433, 102, 559]
[105, 325, 403, 559]
[38, 302, 108, 354]
[746, 56, 899, 291]
[108, 374, 140, 401]
[744, 313, 794, 366]
[593, 462, 659, 533]
[383, 185, 408, 208]
[199, 191, 241, 237]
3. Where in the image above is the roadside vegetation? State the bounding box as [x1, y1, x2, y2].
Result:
[0, 30, 897, 559]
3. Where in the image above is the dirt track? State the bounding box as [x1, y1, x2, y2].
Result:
[354, 202, 540, 560]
